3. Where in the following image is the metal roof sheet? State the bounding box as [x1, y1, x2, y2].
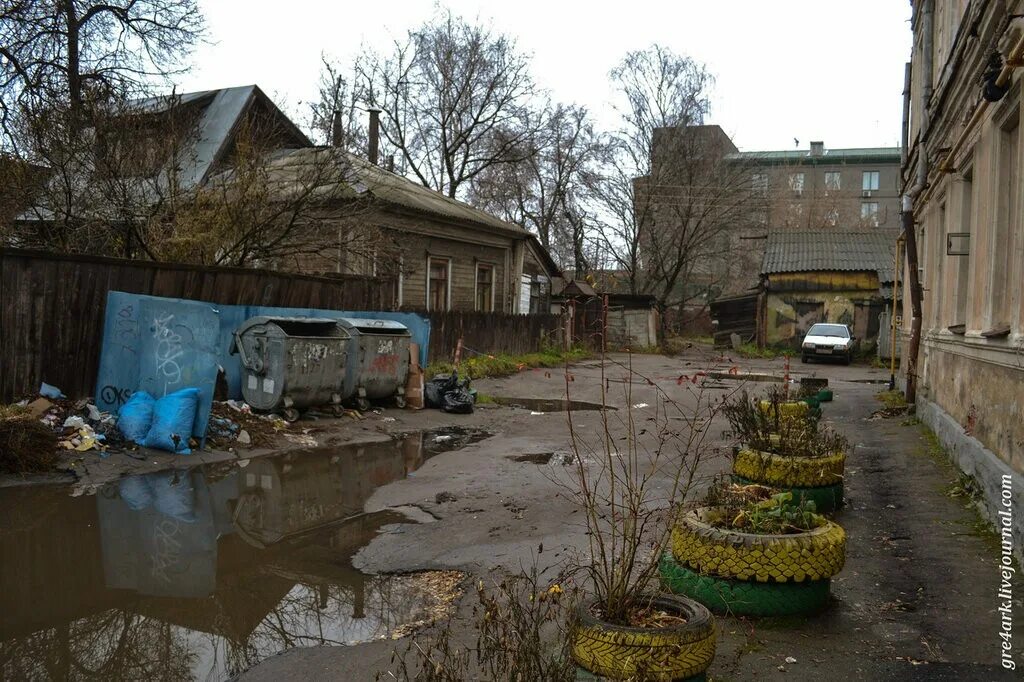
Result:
[760, 230, 896, 282]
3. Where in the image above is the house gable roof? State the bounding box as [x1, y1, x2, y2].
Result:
[760, 230, 895, 282]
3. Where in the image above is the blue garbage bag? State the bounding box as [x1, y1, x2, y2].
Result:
[143, 387, 201, 454]
[149, 471, 197, 523]
[118, 474, 155, 510]
[117, 391, 156, 444]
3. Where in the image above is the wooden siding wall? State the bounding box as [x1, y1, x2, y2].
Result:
[0, 249, 395, 401]
[423, 310, 562, 363]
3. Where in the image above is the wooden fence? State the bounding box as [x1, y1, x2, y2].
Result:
[0, 249, 394, 401]
[420, 310, 563, 364]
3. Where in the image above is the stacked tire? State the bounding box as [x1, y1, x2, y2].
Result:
[571, 594, 716, 681]
[661, 507, 846, 617]
[731, 447, 846, 514]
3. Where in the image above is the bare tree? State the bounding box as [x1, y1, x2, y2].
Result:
[469, 103, 606, 270]
[592, 45, 758, 331]
[307, 55, 367, 152]
[355, 10, 538, 199]
[0, 0, 204, 138]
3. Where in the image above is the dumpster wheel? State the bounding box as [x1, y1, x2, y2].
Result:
[395, 395, 406, 409]
[356, 397, 371, 412]
[283, 407, 300, 422]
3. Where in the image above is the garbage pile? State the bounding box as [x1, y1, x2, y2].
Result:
[2, 382, 123, 473]
[424, 371, 476, 414]
[206, 399, 291, 449]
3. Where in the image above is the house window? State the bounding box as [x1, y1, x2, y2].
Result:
[862, 171, 880, 191]
[426, 257, 450, 311]
[751, 173, 768, 196]
[475, 264, 494, 312]
[955, 168, 973, 324]
[788, 172, 805, 195]
[825, 208, 839, 226]
[990, 112, 1019, 327]
[824, 171, 841, 191]
[861, 202, 879, 226]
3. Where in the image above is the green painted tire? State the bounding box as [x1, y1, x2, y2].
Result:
[732, 475, 844, 514]
[800, 396, 821, 409]
[659, 553, 830, 617]
[817, 389, 834, 402]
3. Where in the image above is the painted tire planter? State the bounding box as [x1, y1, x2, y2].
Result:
[758, 400, 810, 419]
[671, 507, 846, 583]
[570, 594, 716, 681]
[659, 553, 830, 617]
[732, 475, 844, 514]
[817, 389, 834, 402]
[732, 447, 845, 488]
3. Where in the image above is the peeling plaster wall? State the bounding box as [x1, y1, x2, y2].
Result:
[764, 270, 884, 346]
[920, 338, 1024, 475]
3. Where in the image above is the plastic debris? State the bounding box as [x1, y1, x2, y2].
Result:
[632, 403, 649, 409]
[236, 429, 251, 446]
[39, 382, 65, 399]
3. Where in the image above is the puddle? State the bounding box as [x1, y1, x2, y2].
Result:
[0, 431, 476, 681]
[507, 452, 555, 464]
[490, 397, 611, 412]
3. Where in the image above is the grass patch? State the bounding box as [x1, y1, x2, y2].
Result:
[425, 347, 589, 381]
[0, 404, 59, 474]
[474, 393, 496, 405]
[875, 389, 909, 410]
[735, 343, 790, 359]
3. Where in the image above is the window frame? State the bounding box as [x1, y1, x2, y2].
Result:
[862, 170, 880, 191]
[861, 201, 880, 226]
[824, 171, 841, 191]
[426, 256, 451, 311]
[474, 262, 496, 312]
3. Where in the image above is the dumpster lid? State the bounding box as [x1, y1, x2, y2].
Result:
[337, 317, 411, 335]
[235, 316, 348, 337]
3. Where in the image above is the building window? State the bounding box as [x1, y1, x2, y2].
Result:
[862, 170, 880, 191]
[751, 173, 768, 196]
[824, 171, 841, 191]
[825, 208, 839, 226]
[788, 172, 805, 195]
[990, 112, 1019, 327]
[426, 257, 450, 311]
[955, 168, 973, 324]
[475, 264, 494, 312]
[861, 202, 879, 226]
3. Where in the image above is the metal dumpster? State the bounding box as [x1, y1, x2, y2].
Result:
[337, 318, 411, 410]
[231, 317, 351, 421]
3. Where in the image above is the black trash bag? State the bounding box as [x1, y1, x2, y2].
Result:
[442, 387, 474, 414]
[425, 373, 455, 409]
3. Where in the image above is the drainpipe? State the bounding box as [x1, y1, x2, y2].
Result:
[900, 62, 911, 172]
[902, 0, 933, 405]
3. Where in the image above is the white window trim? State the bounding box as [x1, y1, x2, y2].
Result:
[426, 256, 451, 311]
[474, 263, 496, 312]
[397, 254, 404, 308]
[824, 171, 841, 191]
[862, 170, 880, 191]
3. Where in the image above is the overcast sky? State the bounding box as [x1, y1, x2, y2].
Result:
[178, 0, 912, 152]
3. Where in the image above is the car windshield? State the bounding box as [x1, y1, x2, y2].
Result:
[807, 324, 850, 338]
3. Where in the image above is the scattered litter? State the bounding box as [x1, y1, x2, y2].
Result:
[530, 411, 544, 416]
[225, 399, 252, 414]
[62, 416, 87, 430]
[39, 382, 65, 399]
[435, 491, 458, 503]
[632, 403, 649, 409]
[283, 432, 318, 447]
[433, 435, 454, 443]
[381, 417, 397, 423]
[26, 398, 53, 418]
[785, 657, 797, 664]
[236, 429, 251, 446]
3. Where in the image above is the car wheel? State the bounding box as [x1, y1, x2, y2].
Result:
[843, 352, 851, 366]
[801, 355, 808, 363]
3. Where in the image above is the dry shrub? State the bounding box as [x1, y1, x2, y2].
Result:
[0, 405, 59, 474]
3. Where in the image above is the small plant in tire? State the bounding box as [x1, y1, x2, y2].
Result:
[563, 354, 726, 681]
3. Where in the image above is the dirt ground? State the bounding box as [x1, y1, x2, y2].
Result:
[224, 347, 1022, 681]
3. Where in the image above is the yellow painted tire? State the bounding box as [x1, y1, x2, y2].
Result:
[570, 595, 716, 681]
[732, 447, 846, 487]
[758, 400, 809, 419]
[671, 508, 846, 583]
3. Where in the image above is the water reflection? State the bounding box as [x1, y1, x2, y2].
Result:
[0, 430, 482, 680]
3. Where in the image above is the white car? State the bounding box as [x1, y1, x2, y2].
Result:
[801, 323, 856, 365]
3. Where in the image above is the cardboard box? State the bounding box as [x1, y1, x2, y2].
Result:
[405, 343, 424, 409]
